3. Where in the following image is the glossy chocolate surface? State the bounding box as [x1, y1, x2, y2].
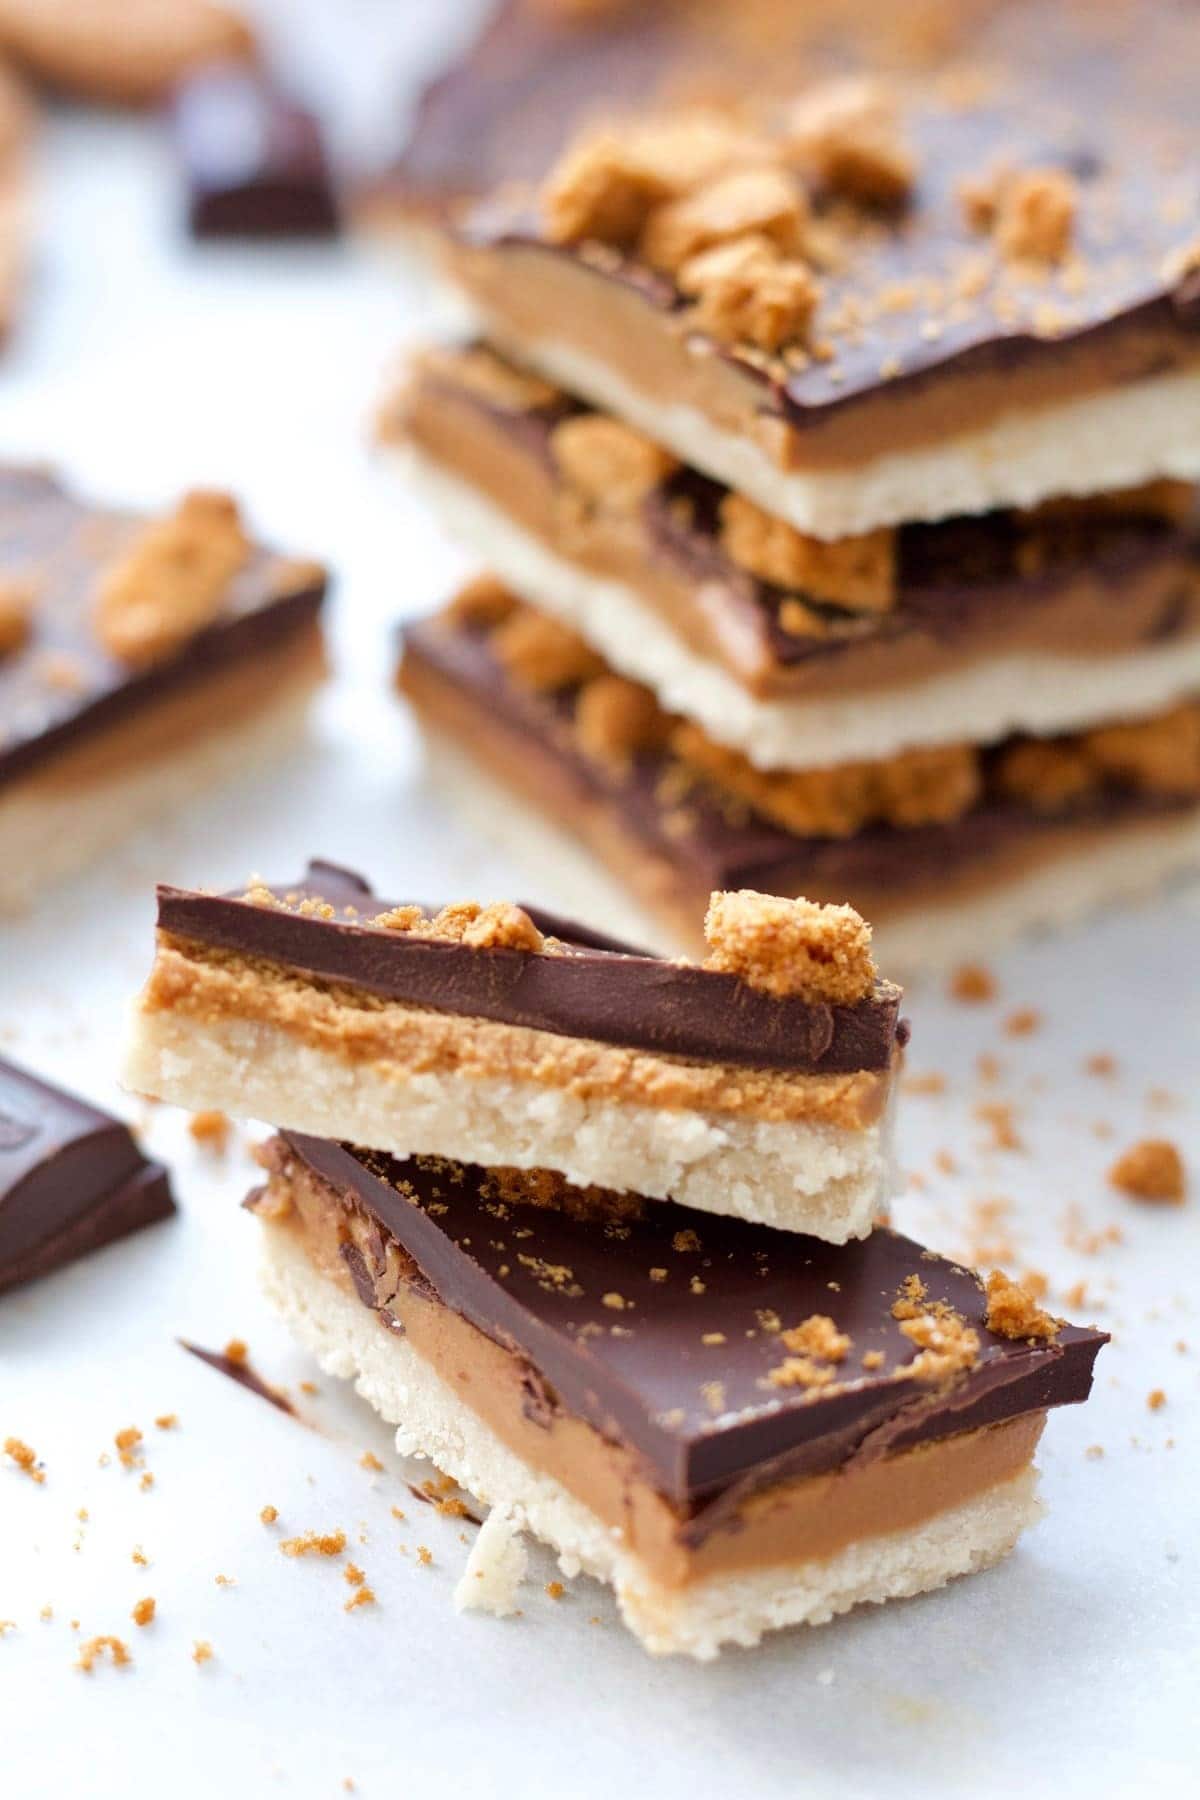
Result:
[157, 859, 902, 1075]
[0, 1056, 174, 1294]
[0, 467, 326, 792]
[283, 1132, 1106, 1513]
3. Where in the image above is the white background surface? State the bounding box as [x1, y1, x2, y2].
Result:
[1, 17, 1198, 1799]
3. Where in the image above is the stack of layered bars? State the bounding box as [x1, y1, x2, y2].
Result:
[388, 71, 1200, 963]
[125, 866, 1104, 1657]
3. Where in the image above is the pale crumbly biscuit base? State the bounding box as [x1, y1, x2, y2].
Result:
[413, 725, 1200, 974]
[0, 635, 324, 913]
[0, 0, 255, 106]
[124, 1006, 897, 1239]
[462, 308, 1200, 540]
[261, 1222, 1044, 1660]
[402, 447, 1200, 771]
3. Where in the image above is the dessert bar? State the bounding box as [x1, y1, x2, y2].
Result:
[171, 66, 340, 240]
[389, 344, 1200, 768]
[0, 1055, 174, 1295]
[397, 592, 1200, 965]
[0, 467, 326, 908]
[125, 862, 906, 1240]
[435, 73, 1200, 538]
[253, 1130, 1106, 1657]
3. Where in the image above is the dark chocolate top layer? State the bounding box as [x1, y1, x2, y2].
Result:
[285, 1132, 1107, 1515]
[443, 0, 1200, 425]
[172, 67, 341, 241]
[0, 467, 326, 792]
[0, 1056, 174, 1295]
[401, 615, 1197, 901]
[157, 861, 904, 1076]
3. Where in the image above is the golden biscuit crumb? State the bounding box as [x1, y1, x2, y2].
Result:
[1108, 1139, 1186, 1203]
[780, 1315, 851, 1362]
[861, 1349, 885, 1370]
[490, 607, 604, 692]
[575, 675, 669, 764]
[785, 77, 914, 207]
[416, 1545, 433, 1566]
[344, 1585, 376, 1612]
[344, 1563, 367, 1587]
[188, 1109, 230, 1152]
[280, 1530, 346, 1558]
[139, 1472, 155, 1491]
[545, 1581, 565, 1600]
[641, 165, 807, 273]
[719, 492, 894, 611]
[4, 1436, 44, 1483]
[93, 490, 250, 665]
[701, 1332, 727, 1346]
[446, 572, 519, 632]
[678, 235, 818, 351]
[1147, 1389, 1166, 1411]
[984, 1270, 1060, 1341]
[976, 1102, 1023, 1153]
[114, 1426, 143, 1469]
[154, 1414, 178, 1431]
[259, 1505, 278, 1525]
[995, 168, 1077, 264]
[703, 888, 875, 1002]
[898, 1309, 981, 1380]
[673, 1229, 701, 1252]
[223, 1339, 248, 1365]
[192, 1640, 214, 1665]
[1003, 1008, 1041, 1037]
[0, 578, 34, 654]
[131, 1547, 148, 1566]
[131, 1598, 155, 1628]
[462, 902, 544, 953]
[541, 129, 674, 247]
[1085, 1053, 1117, 1078]
[891, 1274, 928, 1321]
[601, 1292, 628, 1311]
[76, 1635, 131, 1673]
[359, 1452, 385, 1474]
[766, 1355, 837, 1389]
[950, 963, 996, 1003]
[551, 413, 678, 509]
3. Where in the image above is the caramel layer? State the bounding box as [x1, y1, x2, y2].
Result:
[266, 1144, 1045, 1590]
[399, 364, 1200, 701]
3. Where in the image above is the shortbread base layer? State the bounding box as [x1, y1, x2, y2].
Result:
[124, 1006, 896, 1240]
[403, 449, 1200, 770]
[261, 1222, 1044, 1659]
[0, 627, 325, 913]
[458, 293, 1200, 538]
[413, 719, 1200, 972]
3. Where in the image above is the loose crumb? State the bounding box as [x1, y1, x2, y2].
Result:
[4, 1436, 44, 1483]
[154, 1414, 178, 1431]
[1003, 1008, 1041, 1037]
[976, 1102, 1023, 1152]
[344, 1586, 376, 1613]
[545, 1581, 565, 1600]
[950, 963, 996, 1003]
[139, 1472, 155, 1491]
[131, 1598, 156, 1628]
[359, 1451, 385, 1473]
[76, 1635, 131, 1673]
[192, 1640, 214, 1665]
[1147, 1389, 1166, 1411]
[1085, 1053, 1117, 1077]
[223, 1339, 248, 1366]
[280, 1530, 346, 1558]
[1108, 1139, 1186, 1204]
[416, 1546, 433, 1566]
[188, 1109, 230, 1152]
[985, 1270, 1060, 1341]
[259, 1505, 278, 1525]
[114, 1426, 143, 1469]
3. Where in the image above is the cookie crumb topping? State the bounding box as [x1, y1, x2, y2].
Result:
[703, 888, 875, 1003]
[93, 490, 250, 665]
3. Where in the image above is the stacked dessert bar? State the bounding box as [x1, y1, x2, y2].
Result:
[388, 70, 1200, 962]
[125, 865, 1105, 1657]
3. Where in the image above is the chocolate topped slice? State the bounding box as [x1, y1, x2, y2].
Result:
[277, 1133, 1107, 1512]
[0, 1056, 174, 1294]
[155, 860, 904, 1076]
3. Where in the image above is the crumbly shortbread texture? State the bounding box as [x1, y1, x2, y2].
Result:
[453, 1508, 528, 1618]
[261, 1224, 1044, 1659]
[125, 1007, 897, 1239]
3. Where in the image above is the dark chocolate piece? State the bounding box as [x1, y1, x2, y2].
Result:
[281, 1132, 1107, 1520]
[399, 615, 1200, 904]
[155, 862, 904, 1077]
[0, 467, 326, 793]
[171, 67, 340, 240]
[0, 1056, 174, 1295]
[179, 1339, 295, 1414]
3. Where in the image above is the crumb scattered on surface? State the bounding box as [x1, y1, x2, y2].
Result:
[76, 1635, 131, 1673]
[416, 1546, 433, 1566]
[1003, 1008, 1041, 1037]
[344, 1586, 376, 1613]
[453, 1508, 527, 1618]
[131, 1598, 156, 1628]
[1108, 1139, 1185, 1203]
[4, 1437, 44, 1483]
[359, 1452, 384, 1473]
[545, 1581, 565, 1600]
[192, 1640, 214, 1665]
[950, 963, 996, 1003]
[780, 1314, 851, 1362]
[223, 1339, 248, 1366]
[188, 1109, 230, 1151]
[154, 1414, 178, 1431]
[114, 1427, 143, 1469]
[280, 1530, 346, 1558]
[976, 1102, 1023, 1152]
[1147, 1389, 1166, 1411]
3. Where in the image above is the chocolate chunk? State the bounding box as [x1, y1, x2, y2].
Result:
[282, 1133, 1107, 1519]
[171, 67, 340, 240]
[0, 1057, 174, 1295]
[155, 862, 905, 1076]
